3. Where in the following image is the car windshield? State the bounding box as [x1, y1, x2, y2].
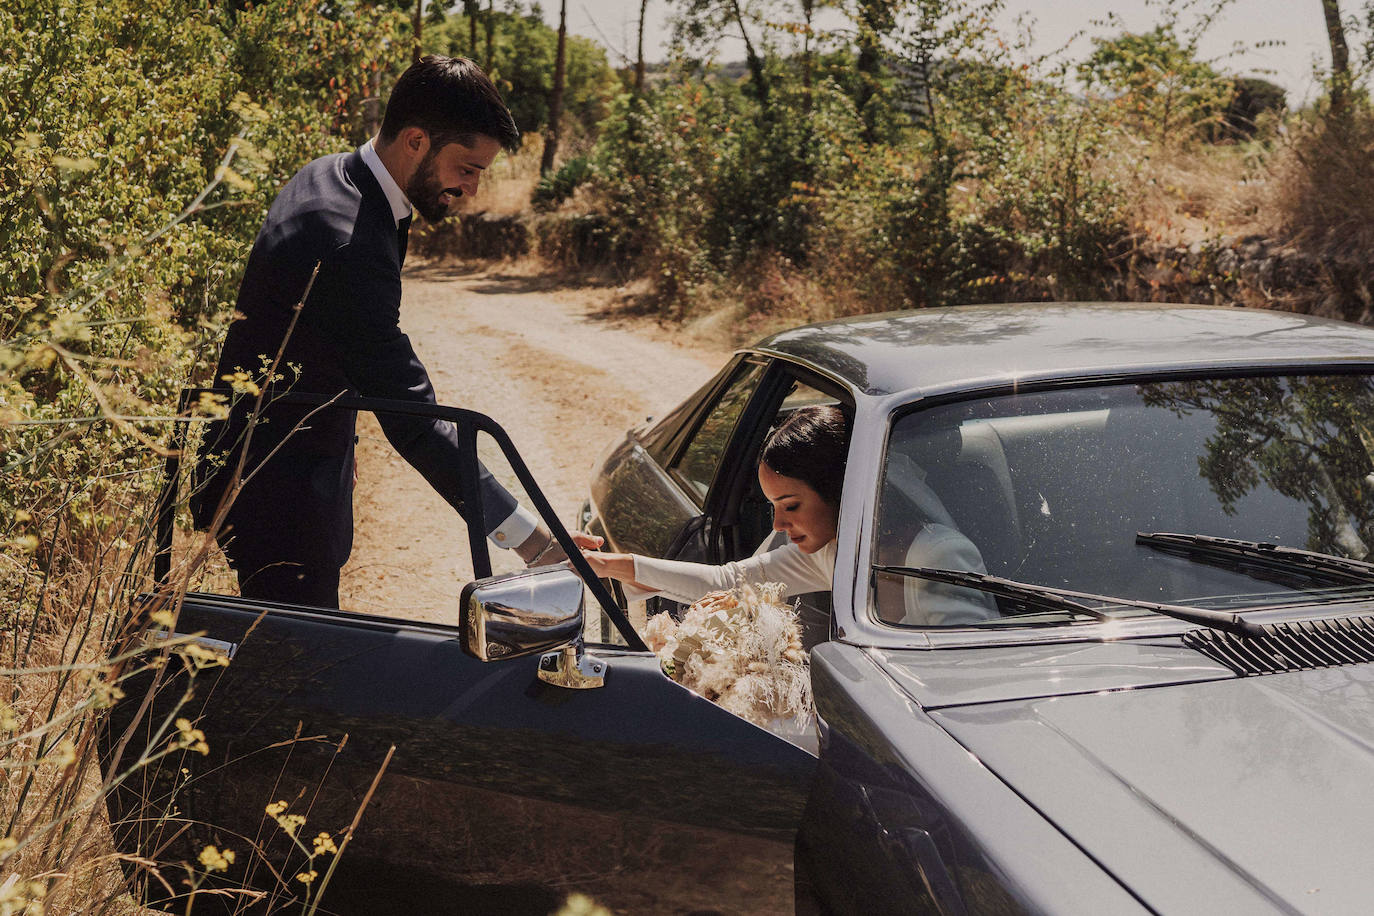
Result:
[873, 374, 1374, 628]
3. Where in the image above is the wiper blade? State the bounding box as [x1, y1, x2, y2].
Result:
[1136, 532, 1374, 586]
[873, 565, 1265, 637]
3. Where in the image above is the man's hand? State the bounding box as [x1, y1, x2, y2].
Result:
[514, 523, 604, 566]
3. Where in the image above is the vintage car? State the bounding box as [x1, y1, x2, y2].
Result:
[106, 303, 1374, 914]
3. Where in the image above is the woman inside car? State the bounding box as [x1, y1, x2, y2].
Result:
[582, 403, 999, 635]
[581, 405, 849, 605]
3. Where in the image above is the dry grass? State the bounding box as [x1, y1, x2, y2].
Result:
[1121, 138, 1275, 246]
[470, 135, 544, 218]
[1269, 113, 1374, 259]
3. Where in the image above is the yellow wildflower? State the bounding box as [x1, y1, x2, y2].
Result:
[49, 739, 76, 768]
[265, 800, 289, 818]
[220, 370, 261, 397]
[275, 813, 306, 837]
[198, 844, 235, 873]
[295, 869, 318, 884]
[176, 642, 231, 669]
[312, 832, 338, 856]
[173, 718, 209, 756]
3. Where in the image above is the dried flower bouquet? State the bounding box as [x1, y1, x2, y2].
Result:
[641, 584, 813, 728]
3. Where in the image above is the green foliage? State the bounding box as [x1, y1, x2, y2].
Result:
[533, 156, 594, 210]
[425, 5, 619, 139]
[1079, 24, 1233, 145]
[1222, 77, 1287, 138]
[0, 0, 407, 897]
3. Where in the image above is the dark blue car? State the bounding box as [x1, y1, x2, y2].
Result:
[108, 303, 1374, 914]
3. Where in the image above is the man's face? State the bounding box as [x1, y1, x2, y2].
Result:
[405, 134, 502, 223]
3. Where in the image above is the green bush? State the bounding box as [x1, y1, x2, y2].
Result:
[0, 0, 408, 903]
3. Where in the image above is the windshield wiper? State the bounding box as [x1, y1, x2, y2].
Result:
[872, 565, 1266, 637]
[1136, 532, 1374, 586]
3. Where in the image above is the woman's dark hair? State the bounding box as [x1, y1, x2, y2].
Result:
[760, 405, 849, 508]
[380, 56, 520, 152]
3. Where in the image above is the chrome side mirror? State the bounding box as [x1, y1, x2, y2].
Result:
[460, 566, 584, 662]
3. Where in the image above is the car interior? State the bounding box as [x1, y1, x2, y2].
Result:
[874, 381, 1343, 625]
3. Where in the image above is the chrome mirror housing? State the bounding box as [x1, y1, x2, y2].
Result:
[460, 565, 585, 662]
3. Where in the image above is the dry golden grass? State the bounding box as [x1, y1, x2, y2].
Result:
[1120, 138, 1275, 246]
[470, 135, 544, 218]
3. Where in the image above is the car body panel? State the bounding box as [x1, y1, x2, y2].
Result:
[107, 594, 815, 913]
[754, 303, 1374, 398]
[871, 639, 1237, 708]
[932, 662, 1374, 913]
[799, 642, 1150, 915]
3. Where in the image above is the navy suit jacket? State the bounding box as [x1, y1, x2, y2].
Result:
[192, 149, 516, 571]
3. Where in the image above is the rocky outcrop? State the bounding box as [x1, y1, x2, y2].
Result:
[1116, 235, 1373, 324]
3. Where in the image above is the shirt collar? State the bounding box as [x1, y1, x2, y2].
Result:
[360, 138, 415, 226]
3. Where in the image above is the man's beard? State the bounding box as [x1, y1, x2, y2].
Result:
[405, 150, 462, 223]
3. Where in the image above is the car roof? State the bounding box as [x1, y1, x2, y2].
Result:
[750, 303, 1374, 398]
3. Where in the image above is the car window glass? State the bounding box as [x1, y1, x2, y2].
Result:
[873, 375, 1374, 628]
[670, 360, 768, 503]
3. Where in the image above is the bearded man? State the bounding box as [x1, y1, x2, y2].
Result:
[194, 56, 575, 608]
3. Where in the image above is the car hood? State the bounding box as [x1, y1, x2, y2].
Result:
[920, 660, 1374, 912]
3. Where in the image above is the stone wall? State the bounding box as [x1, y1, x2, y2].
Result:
[1116, 236, 1373, 325]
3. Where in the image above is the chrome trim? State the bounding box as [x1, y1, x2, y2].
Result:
[537, 641, 607, 689]
[462, 566, 584, 662]
[148, 630, 239, 660]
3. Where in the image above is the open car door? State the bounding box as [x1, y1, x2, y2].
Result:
[102, 392, 817, 915]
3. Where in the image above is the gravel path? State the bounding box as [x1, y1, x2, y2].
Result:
[338, 263, 729, 623]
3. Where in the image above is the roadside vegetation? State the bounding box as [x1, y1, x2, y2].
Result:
[1, 0, 1371, 910]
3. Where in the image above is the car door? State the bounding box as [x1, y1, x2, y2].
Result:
[105, 395, 816, 916]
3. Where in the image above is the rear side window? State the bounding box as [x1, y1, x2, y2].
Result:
[670, 361, 768, 503]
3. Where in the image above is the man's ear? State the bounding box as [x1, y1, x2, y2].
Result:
[398, 126, 430, 158]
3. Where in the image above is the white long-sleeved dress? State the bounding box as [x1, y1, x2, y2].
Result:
[624, 539, 836, 606]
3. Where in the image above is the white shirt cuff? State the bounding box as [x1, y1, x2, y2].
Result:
[488, 504, 539, 550]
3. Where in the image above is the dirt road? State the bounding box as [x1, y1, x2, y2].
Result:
[338, 263, 729, 623]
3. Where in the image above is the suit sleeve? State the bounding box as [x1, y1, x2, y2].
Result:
[309, 248, 518, 534]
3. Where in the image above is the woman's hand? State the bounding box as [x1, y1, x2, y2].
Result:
[580, 548, 637, 583]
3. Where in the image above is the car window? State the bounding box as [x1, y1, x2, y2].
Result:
[670, 360, 768, 503]
[874, 374, 1374, 628]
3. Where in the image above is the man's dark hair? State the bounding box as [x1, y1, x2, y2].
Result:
[380, 56, 520, 152]
[760, 405, 850, 508]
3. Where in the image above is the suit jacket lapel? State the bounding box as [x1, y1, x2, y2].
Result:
[344, 150, 405, 268]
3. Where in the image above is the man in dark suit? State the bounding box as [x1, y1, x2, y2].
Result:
[193, 56, 578, 607]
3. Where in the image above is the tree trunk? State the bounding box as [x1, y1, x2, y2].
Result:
[634, 0, 648, 95]
[1322, 0, 1351, 119]
[484, 0, 496, 71]
[728, 0, 768, 108]
[541, 0, 568, 175]
[412, 0, 423, 64]
[466, 0, 479, 58]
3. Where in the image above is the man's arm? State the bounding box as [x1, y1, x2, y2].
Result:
[310, 253, 529, 541]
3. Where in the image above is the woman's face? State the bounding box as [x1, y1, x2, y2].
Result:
[759, 462, 838, 554]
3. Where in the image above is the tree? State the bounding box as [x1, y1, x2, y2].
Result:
[1322, 0, 1353, 120]
[1079, 25, 1233, 145]
[1220, 76, 1286, 138]
[541, 0, 568, 173]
